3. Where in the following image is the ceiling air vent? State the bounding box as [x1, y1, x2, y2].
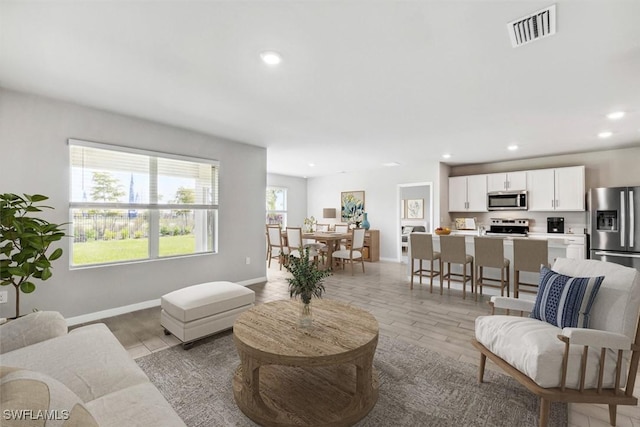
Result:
[507, 4, 556, 48]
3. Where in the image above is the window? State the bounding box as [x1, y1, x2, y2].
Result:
[69, 139, 218, 266]
[266, 187, 287, 226]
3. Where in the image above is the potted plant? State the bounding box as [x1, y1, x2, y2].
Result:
[0, 194, 66, 317]
[285, 247, 331, 328]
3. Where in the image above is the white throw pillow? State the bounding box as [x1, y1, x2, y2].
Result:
[0, 366, 99, 427]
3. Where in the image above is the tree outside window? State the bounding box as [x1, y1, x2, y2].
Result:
[266, 187, 287, 226]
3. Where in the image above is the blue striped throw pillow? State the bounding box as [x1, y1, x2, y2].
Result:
[530, 266, 604, 328]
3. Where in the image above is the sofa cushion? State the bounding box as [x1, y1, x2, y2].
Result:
[0, 324, 150, 403]
[530, 266, 604, 328]
[475, 315, 626, 388]
[0, 366, 98, 427]
[0, 311, 68, 354]
[86, 382, 186, 427]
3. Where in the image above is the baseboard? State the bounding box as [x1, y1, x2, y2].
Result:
[65, 276, 267, 326]
[65, 299, 161, 327]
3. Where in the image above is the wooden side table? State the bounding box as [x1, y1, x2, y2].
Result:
[232, 299, 379, 427]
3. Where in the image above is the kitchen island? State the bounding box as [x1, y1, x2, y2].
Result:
[408, 231, 586, 298]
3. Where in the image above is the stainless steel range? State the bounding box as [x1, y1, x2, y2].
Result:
[486, 218, 530, 236]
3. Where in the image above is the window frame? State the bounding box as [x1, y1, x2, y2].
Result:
[266, 186, 287, 227]
[68, 139, 219, 268]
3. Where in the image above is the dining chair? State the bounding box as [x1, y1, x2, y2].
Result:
[286, 227, 319, 260]
[439, 235, 474, 299]
[332, 228, 366, 275]
[513, 238, 548, 298]
[266, 225, 288, 270]
[474, 236, 510, 301]
[410, 233, 441, 292]
[334, 224, 349, 233]
[315, 223, 329, 232]
[333, 224, 350, 250]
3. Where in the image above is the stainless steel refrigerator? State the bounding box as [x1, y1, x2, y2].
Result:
[589, 187, 640, 269]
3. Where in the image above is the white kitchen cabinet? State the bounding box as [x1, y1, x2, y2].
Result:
[487, 171, 527, 192]
[554, 166, 585, 211]
[449, 174, 487, 212]
[527, 166, 585, 211]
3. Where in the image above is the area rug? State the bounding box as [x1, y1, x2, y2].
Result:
[137, 331, 567, 427]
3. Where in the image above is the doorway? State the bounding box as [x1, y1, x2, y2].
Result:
[397, 182, 433, 263]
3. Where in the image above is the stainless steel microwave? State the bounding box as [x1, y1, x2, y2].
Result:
[487, 191, 528, 211]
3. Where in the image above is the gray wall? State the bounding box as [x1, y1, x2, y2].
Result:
[0, 88, 267, 318]
[267, 173, 308, 227]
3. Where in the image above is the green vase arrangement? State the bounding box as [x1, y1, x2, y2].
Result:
[285, 247, 331, 328]
[0, 194, 66, 318]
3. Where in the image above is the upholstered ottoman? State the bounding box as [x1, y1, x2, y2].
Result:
[161, 281, 255, 349]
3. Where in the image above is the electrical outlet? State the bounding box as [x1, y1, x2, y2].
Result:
[0, 291, 8, 304]
[245, 257, 251, 265]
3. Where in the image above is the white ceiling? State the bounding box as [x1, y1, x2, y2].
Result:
[2, 1, 640, 178]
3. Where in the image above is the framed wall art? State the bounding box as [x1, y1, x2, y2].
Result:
[406, 198, 424, 219]
[341, 191, 365, 222]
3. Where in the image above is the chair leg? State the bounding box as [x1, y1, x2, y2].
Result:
[419, 260, 423, 285]
[351, 259, 354, 276]
[361, 258, 365, 273]
[439, 260, 444, 295]
[475, 264, 479, 302]
[609, 404, 617, 426]
[514, 270, 519, 298]
[471, 265, 475, 294]
[500, 267, 504, 297]
[507, 267, 510, 297]
[462, 264, 467, 300]
[447, 263, 451, 289]
[539, 398, 550, 427]
[429, 260, 434, 293]
[479, 353, 487, 383]
[410, 258, 414, 290]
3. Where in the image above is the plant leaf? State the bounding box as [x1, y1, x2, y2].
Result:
[20, 281, 36, 293]
[40, 267, 52, 280]
[29, 194, 49, 202]
[49, 248, 63, 260]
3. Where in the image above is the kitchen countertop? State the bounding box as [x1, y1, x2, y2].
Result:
[448, 230, 585, 239]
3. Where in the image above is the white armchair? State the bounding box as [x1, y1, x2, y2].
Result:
[473, 258, 640, 427]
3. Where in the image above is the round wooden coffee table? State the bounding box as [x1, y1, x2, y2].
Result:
[232, 299, 379, 427]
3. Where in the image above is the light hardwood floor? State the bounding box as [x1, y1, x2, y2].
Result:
[86, 260, 640, 427]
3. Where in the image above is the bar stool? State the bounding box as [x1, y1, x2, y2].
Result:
[474, 237, 510, 301]
[410, 233, 441, 292]
[439, 235, 474, 299]
[513, 238, 549, 298]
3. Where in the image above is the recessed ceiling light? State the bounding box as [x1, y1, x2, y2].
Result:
[308, 163, 315, 167]
[383, 162, 400, 167]
[507, 144, 519, 151]
[260, 51, 282, 65]
[606, 111, 625, 120]
[442, 154, 451, 159]
[598, 131, 613, 139]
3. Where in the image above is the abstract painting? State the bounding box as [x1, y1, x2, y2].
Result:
[341, 191, 365, 222]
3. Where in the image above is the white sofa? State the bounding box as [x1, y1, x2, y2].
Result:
[0, 311, 186, 427]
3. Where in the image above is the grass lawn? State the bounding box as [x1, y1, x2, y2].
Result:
[73, 235, 196, 265]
